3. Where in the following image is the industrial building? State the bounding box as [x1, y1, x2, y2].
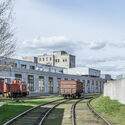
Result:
[0, 57, 105, 96]
[37, 51, 76, 68]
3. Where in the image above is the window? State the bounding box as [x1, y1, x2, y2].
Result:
[92, 80, 94, 85]
[39, 58, 41, 61]
[82, 80, 85, 83]
[87, 80, 90, 83]
[28, 75, 34, 91]
[12, 63, 17, 68]
[30, 65, 35, 70]
[46, 57, 48, 61]
[48, 77, 53, 94]
[39, 76, 44, 92]
[55, 59, 60, 62]
[21, 64, 26, 69]
[42, 58, 44, 61]
[50, 57, 52, 61]
[63, 59, 67, 62]
[65, 78, 68, 80]
[15, 74, 22, 80]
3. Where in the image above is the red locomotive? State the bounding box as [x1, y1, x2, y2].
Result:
[10, 80, 29, 98]
[0, 78, 29, 98]
[0, 78, 10, 97]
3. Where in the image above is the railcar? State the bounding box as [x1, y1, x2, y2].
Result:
[60, 80, 84, 98]
[0, 78, 10, 97]
[0, 78, 29, 98]
[10, 80, 29, 98]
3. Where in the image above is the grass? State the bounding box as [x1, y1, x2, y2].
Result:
[0, 96, 62, 124]
[91, 96, 125, 125]
[0, 104, 32, 124]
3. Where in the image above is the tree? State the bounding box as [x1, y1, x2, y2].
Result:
[0, 0, 15, 59]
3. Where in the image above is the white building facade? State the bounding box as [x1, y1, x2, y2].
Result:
[63, 67, 101, 77]
[38, 51, 75, 68]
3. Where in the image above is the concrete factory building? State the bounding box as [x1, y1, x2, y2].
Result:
[37, 51, 75, 68]
[0, 57, 105, 96]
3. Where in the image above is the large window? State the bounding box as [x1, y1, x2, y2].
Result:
[30, 65, 35, 70]
[28, 75, 34, 91]
[39, 58, 41, 61]
[15, 74, 22, 80]
[21, 64, 26, 69]
[12, 63, 17, 68]
[39, 76, 44, 93]
[55, 59, 60, 62]
[48, 77, 53, 94]
[64, 78, 68, 80]
[57, 78, 61, 93]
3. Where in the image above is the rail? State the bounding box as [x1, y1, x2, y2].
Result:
[39, 100, 67, 125]
[71, 98, 83, 125]
[3, 99, 64, 125]
[87, 98, 112, 125]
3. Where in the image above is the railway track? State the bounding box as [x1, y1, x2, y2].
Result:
[3, 99, 66, 125]
[3, 97, 112, 125]
[71, 98, 112, 125]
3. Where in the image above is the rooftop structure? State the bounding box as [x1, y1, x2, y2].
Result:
[38, 51, 75, 68]
[63, 67, 101, 77]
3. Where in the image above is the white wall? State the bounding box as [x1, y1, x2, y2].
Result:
[104, 79, 125, 104]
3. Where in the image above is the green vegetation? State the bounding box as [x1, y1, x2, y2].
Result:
[91, 96, 125, 125]
[0, 96, 62, 124]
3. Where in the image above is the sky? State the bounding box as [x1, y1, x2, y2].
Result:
[14, 0, 125, 77]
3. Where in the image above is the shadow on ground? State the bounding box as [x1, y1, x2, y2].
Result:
[43, 108, 64, 125]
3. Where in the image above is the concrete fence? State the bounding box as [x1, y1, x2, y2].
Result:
[104, 79, 125, 104]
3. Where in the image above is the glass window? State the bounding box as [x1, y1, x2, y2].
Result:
[64, 78, 68, 80]
[87, 80, 90, 83]
[39, 76, 44, 92]
[21, 64, 26, 69]
[39, 58, 41, 61]
[48, 77, 53, 94]
[28, 75, 34, 91]
[15, 74, 22, 80]
[30, 65, 35, 70]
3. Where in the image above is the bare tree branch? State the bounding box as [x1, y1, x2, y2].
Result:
[0, 0, 15, 69]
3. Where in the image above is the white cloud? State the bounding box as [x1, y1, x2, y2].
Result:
[17, 36, 107, 52]
[89, 41, 106, 50]
[16, 36, 125, 77]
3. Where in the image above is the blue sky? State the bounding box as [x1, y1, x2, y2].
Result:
[14, 0, 125, 76]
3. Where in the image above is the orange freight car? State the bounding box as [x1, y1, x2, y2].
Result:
[59, 80, 84, 98]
